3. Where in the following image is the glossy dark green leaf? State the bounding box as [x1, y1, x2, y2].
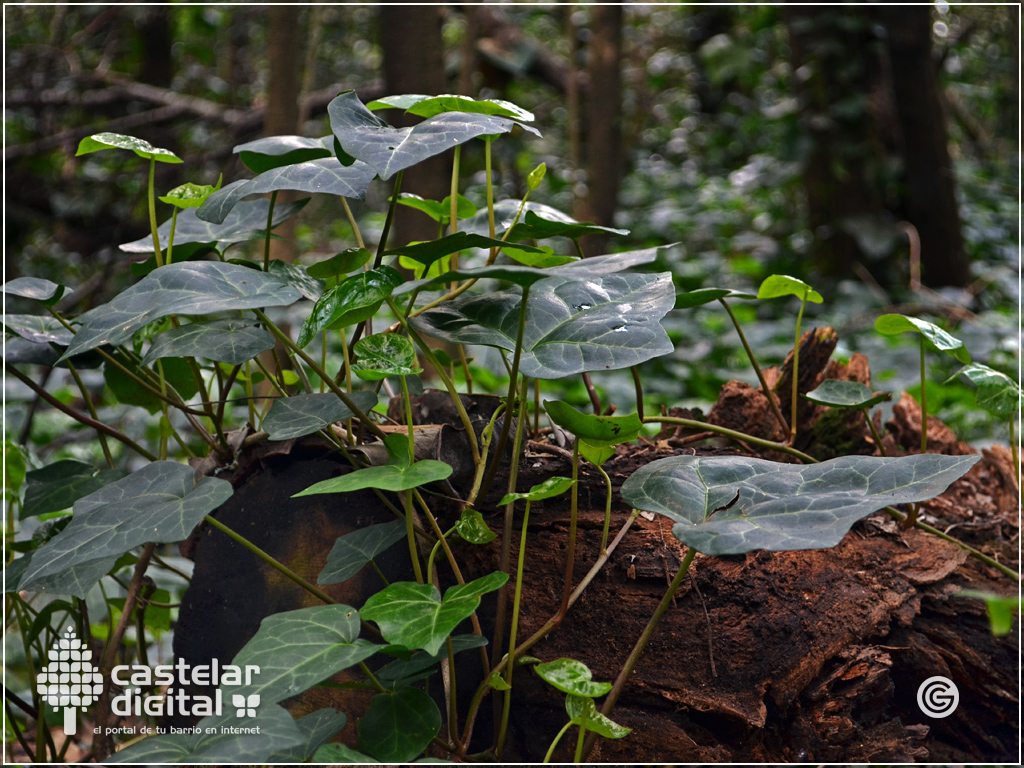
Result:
[385, 232, 544, 269]
[196, 158, 376, 224]
[19, 461, 233, 589]
[757, 274, 823, 304]
[368, 93, 534, 121]
[674, 287, 757, 309]
[534, 657, 611, 697]
[505, 246, 575, 268]
[454, 508, 496, 544]
[267, 708, 348, 763]
[58, 262, 301, 362]
[376, 634, 488, 688]
[142, 319, 275, 366]
[506, 208, 629, 242]
[361, 571, 508, 655]
[544, 400, 642, 443]
[104, 706, 305, 763]
[2, 277, 66, 306]
[318, 519, 407, 586]
[411, 272, 675, 379]
[159, 178, 221, 209]
[395, 192, 477, 224]
[221, 605, 381, 706]
[234, 134, 333, 173]
[120, 198, 308, 254]
[262, 390, 379, 441]
[948, 363, 1020, 418]
[267, 259, 324, 301]
[2, 338, 60, 367]
[76, 132, 182, 163]
[22, 460, 128, 520]
[104, 356, 198, 413]
[873, 314, 971, 364]
[329, 91, 539, 180]
[498, 476, 574, 506]
[357, 686, 441, 763]
[804, 380, 890, 410]
[296, 266, 404, 348]
[353, 333, 422, 380]
[2, 314, 73, 345]
[306, 248, 372, 279]
[620, 453, 981, 556]
[565, 695, 632, 739]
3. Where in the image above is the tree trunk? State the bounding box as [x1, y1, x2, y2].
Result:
[379, 4, 450, 247]
[136, 7, 172, 88]
[882, 5, 970, 288]
[574, 5, 623, 256]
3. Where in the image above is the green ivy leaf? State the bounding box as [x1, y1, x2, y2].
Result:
[502, 206, 629, 242]
[544, 400, 642, 444]
[367, 93, 534, 122]
[376, 635, 487, 689]
[804, 379, 891, 410]
[394, 193, 477, 224]
[76, 132, 182, 163]
[142, 319, 275, 366]
[621, 453, 981, 556]
[948, 363, 1021, 418]
[756, 274, 823, 304]
[361, 571, 509, 656]
[4, 440, 26, 502]
[267, 708, 348, 763]
[104, 356, 198, 413]
[318, 520, 407, 586]
[454, 508, 496, 544]
[357, 686, 441, 763]
[2, 314, 74, 345]
[262, 390, 379, 441]
[306, 248, 372, 280]
[505, 246, 576, 269]
[159, 177, 222, 209]
[498, 476, 575, 506]
[873, 314, 971, 364]
[534, 657, 612, 697]
[674, 286, 757, 309]
[297, 266, 404, 348]
[22, 460, 128, 520]
[353, 333, 422, 380]
[233, 134, 333, 174]
[2, 277, 66, 306]
[385, 232, 544, 270]
[565, 694, 632, 739]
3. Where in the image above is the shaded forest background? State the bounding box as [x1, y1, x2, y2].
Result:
[4, 3, 1019, 442]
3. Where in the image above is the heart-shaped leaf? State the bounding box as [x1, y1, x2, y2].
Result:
[674, 286, 757, 309]
[220, 605, 381, 705]
[306, 248, 372, 279]
[357, 686, 441, 763]
[454, 508, 497, 544]
[505, 246, 575, 269]
[267, 708, 348, 764]
[120, 197, 308, 255]
[2, 277, 66, 306]
[105, 355, 198, 412]
[948, 363, 1021, 418]
[159, 178, 222, 209]
[5, 550, 119, 598]
[22, 460, 128, 520]
[361, 571, 508, 656]
[544, 400, 642, 443]
[19, 461, 233, 589]
[103, 705, 304, 764]
[353, 333, 422, 380]
[565, 695, 632, 739]
[233, 134, 333, 173]
[58, 262, 302, 362]
[411, 272, 675, 379]
[498, 476, 575, 507]
[329, 91, 539, 180]
[507, 208, 629, 242]
[385, 232, 544, 269]
[297, 266, 404, 348]
[368, 93, 535, 122]
[620, 453, 981, 556]
[262, 390, 379, 441]
[142, 319, 275, 366]
[757, 274, 823, 303]
[874, 314, 971, 364]
[534, 657, 612, 698]
[318, 519, 407, 585]
[267, 259, 324, 302]
[197, 158, 376, 225]
[395, 192, 477, 224]
[76, 132, 182, 163]
[804, 380, 890, 410]
[2, 314, 73, 345]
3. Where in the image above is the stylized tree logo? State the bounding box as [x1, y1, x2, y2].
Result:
[35, 625, 103, 735]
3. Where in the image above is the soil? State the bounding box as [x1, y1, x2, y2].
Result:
[171, 327, 1020, 762]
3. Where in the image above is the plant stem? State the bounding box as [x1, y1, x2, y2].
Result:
[66, 362, 115, 468]
[147, 157, 163, 269]
[862, 407, 887, 456]
[560, 439, 581, 618]
[594, 462, 614, 554]
[919, 335, 928, 453]
[373, 170, 404, 269]
[203, 514, 337, 604]
[583, 546, 697, 760]
[643, 416, 817, 464]
[400, 375, 425, 585]
[630, 365, 645, 421]
[485, 138, 496, 239]
[718, 298, 789, 437]
[790, 289, 808, 442]
[340, 196, 366, 250]
[573, 707, 589, 763]
[543, 721, 574, 763]
[166, 208, 178, 265]
[263, 190, 278, 272]
[581, 372, 601, 414]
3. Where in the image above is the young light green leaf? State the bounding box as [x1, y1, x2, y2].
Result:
[19, 462, 233, 589]
[565, 695, 632, 739]
[220, 605, 381, 705]
[306, 248, 372, 279]
[22, 460, 128, 520]
[353, 333, 422, 380]
[318, 520, 407, 585]
[360, 571, 509, 656]
[804, 379, 891, 410]
[367, 93, 535, 121]
[412, 272, 675, 380]
[357, 686, 441, 763]
[620, 453, 981, 556]
[297, 266, 404, 348]
[527, 162, 547, 191]
[233, 134, 333, 174]
[873, 314, 971, 364]
[2, 277, 66, 306]
[394, 193, 477, 224]
[159, 177, 222, 209]
[534, 657, 612, 698]
[498, 476, 575, 506]
[454, 508, 496, 544]
[956, 590, 1020, 637]
[757, 274, 823, 304]
[142, 319, 274, 366]
[58, 262, 301, 362]
[674, 287, 757, 309]
[75, 132, 182, 163]
[505, 246, 576, 269]
[262, 390, 379, 441]
[948, 363, 1021, 418]
[545, 400, 643, 443]
[385, 232, 544, 269]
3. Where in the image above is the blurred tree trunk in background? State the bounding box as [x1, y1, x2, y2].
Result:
[379, 4, 449, 247]
[882, 5, 970, 288]
[265, 4, 302, 264]
[574, 4, 623, 256]
[136, 7, 172, 88]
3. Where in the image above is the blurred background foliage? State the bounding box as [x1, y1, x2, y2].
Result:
[4, 3, 1019, 447]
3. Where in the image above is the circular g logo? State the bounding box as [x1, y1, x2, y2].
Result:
[917, 676, 959, 718]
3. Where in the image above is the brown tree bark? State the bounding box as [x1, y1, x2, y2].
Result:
[379, 4, 450, 247]
[574, 5, 623, 256]
[882, 5, 971, 287]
